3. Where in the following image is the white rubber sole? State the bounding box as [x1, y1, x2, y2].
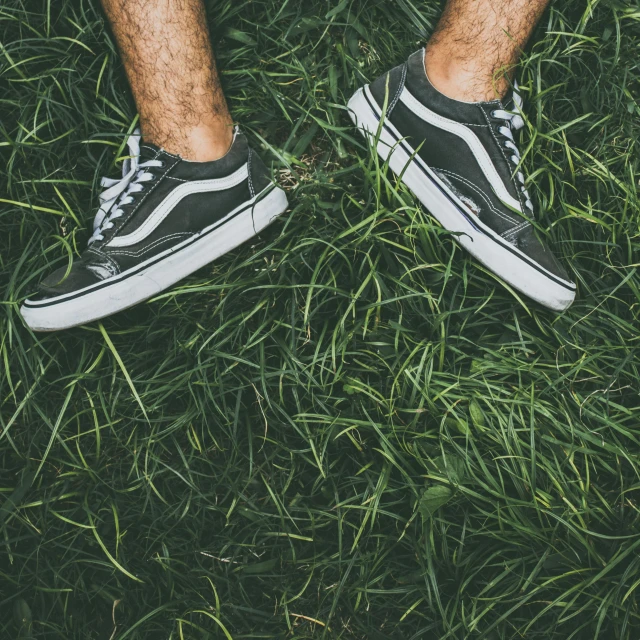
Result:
[21, 186, 289, 331]
[348, 86, 576, 311]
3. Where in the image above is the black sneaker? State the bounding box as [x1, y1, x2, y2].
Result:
[348, 49, 576, 311]
[20, 129, 288, 331]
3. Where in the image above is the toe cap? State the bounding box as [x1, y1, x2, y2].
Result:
[515, 225, 573, 286]
[32, 261, 103, 301]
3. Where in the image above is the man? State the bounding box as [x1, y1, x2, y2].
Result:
[20, 0, 576, 332]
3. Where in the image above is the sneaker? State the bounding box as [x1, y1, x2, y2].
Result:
[20, 129, 288, 331]
[348, 49, 576, 311]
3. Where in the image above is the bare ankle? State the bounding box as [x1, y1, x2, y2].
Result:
[424, 47, 510, 103]
[143, 121, 235, 162]
[181, 124, 235, 162]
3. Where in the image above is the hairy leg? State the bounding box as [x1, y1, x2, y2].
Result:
[425, 0, 551, 101]
[101, 0, 233, 161]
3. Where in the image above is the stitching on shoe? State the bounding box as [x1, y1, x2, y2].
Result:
[502, 220, 530, 236]
[87, 247, 121, 275]
[480, 105, 528, 213]
[107, 233, 193, 258]
[438, 165, 534, 243]
[501, 220, 531, 239]
[502, 219, 530, 234]
[166, 176, 187, 182]
[247, 149, 255, 198]
[437, 168, 520, 226]
[501, 226, 531, 245]
[388, 63, 407, 115]
[159, 148, 181, 160]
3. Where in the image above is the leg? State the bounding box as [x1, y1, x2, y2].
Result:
[21, 0, 290, 331]
[101, 0, 234, 161]
[425, 0, 551, 101]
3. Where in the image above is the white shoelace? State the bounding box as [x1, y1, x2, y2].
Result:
[491, 85, 534, 213]
[89, 129, 164, 245]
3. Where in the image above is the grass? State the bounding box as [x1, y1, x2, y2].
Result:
[1, 0, 639, 637]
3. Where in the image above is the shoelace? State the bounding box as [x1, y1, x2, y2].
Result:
[89, 129, 164, 245]
[490, 85, 534, 213]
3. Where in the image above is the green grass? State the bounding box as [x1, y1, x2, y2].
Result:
[1, 0, 640, 637]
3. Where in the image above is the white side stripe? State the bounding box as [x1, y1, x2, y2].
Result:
[398, 89, 522, 213]
[108, 164, 249, 247]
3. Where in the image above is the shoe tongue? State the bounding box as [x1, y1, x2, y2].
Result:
[502, 91, 515, 112]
